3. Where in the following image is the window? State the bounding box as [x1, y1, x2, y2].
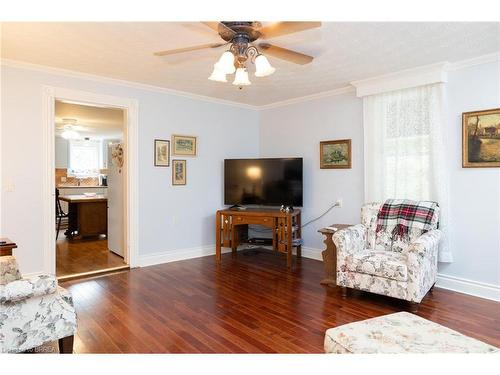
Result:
[363, 83, 452, 262]
[68, 139, 102, 177]
[363, 84, 440, 202]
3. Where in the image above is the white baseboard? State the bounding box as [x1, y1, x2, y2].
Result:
[139, 245, 323, 268]
[139, 245, 235, 267]
[436, 273, 500, 302]
[301, 247, 323, 261]
[22, 271, 44, 278]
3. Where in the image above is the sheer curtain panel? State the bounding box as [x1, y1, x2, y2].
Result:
[363, 83, 452, 262]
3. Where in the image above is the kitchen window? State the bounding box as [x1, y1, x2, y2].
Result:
[68, 139, 103, 177]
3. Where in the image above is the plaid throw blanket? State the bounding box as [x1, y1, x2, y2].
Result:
[376, 199, 438, 240]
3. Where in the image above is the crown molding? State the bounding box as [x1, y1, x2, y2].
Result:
[447, 51, 500, 71]
[351, 61, 449, 97]
[258, 86, 356, 110]
[0, 58, 259, 110]
[2, 51, 499, 110]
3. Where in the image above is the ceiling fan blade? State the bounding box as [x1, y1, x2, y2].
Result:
[201, 22, 236, 37]
[258, 22, 321, 39]
[258, 43, 314, 65]
[154, 42, 227, 56]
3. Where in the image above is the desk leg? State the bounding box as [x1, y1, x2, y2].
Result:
[296, 213, 302, 258]
[231, 226, 238, 256]
[215, 212, 221, 263]
[320, 232, 337, 286]
[286, 216, 293, 269]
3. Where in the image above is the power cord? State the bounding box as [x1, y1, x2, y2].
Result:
[301, 201, 340, 228]
[248, 201, 340, 233]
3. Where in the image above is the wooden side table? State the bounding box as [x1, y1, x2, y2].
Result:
[0, 238, 17, 256]
[318, 224, 351, 287]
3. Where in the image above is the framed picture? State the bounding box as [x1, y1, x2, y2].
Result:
[172, 160, 187, 185]
[154, 139, 170, 167]
[462, 108, 500, 168]
[320, 139, 352, 169]
[172, 134, 197, 156]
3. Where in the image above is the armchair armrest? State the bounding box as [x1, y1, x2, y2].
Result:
[405, 229, 441, 303]
[333, 224, 366, 256]
[406, 229, 442, 258]
[0, 274, 57, 303]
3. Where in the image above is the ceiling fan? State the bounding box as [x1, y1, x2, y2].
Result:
[153, 21, 321, 87]
[55, 119, 89, 139]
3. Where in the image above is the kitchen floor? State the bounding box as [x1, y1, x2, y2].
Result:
[56, 232, 127, 277]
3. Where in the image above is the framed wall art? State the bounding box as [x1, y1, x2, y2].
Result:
[462, 108, 500, 168]
[154, 139, 170, 167]
[172, 159, 187, 185]
[320, 139, 352, 169]
[172, 134, 197, 156]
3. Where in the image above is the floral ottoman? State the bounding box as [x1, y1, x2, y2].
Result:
[324, 312, 498, 354]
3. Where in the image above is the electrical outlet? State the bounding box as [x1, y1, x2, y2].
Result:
[172, 216, 177, 225]
[336, 199, 343, 208]
[61, 176, 67, 182]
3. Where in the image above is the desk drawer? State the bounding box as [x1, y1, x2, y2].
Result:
[232, 215, 273, 226]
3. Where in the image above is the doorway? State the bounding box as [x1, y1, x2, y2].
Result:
[42, 86, 139, 278]
[54, 100, 128, 277]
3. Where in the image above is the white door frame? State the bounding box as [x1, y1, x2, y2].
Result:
[42, 86, 139, 273]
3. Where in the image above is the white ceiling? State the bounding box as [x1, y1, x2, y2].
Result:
[55, 101, 124, 139]
[2, 22, 499, 106]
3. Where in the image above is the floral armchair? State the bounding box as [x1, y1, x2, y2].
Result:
[0, 256, 77, 353]
[333, 203, 441, 310]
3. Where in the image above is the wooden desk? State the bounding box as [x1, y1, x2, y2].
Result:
[59, 195, 108, 238]
[318, 224, 351, 286]
[0, 238, 17, 256]
[216, 208, 301, 269]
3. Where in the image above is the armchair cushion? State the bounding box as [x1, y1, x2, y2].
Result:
[0, 256, 21, 285]
[345, 250, 408, 282]
[0, 275, 57, 303]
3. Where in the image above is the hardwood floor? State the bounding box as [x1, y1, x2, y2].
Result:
[59, 249, 500, 353]
[56, 233, 127, 277]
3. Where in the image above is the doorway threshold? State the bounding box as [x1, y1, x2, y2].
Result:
[57, 265, 130, 282]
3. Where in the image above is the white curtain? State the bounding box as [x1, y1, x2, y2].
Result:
[364, 83, 453, 262]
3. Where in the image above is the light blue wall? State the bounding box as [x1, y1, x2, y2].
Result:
[259, 92, 364, 253]
[439, 61, 500, 286]
[1, 65, 259, 273]
[259, 60, 500, 288]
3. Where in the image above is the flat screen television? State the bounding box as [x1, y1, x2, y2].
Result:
[224, 158, 303, 207]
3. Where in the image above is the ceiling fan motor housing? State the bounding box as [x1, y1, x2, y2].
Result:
[219, 21, 262, 42]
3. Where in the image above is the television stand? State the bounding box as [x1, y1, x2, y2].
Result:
[215, 208, 302, 269]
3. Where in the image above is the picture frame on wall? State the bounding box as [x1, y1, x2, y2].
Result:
[320, 139, 352, 169]
[172, 134, 197, 156]
[462, 108, 500, 168]
[172, 159, 187, 185]
[154, 139, 170, 167]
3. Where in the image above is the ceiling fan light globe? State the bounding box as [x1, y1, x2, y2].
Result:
[208, 66, 227, 82]
[254, 54, 276, 77]
[61, 126, 80, 140]
[232, 68, 251, 86]
[216, 51, 236, 74]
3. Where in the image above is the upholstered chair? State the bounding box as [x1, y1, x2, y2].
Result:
[0, 256, 77, 353]
[333, 202, 441, 311]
